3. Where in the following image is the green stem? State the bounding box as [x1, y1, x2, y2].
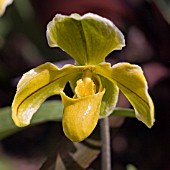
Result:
[100, 117, 111, 170]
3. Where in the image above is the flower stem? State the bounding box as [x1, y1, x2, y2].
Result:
[100, 117, 111, 170]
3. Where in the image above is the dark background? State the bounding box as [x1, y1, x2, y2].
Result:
[0, 0, 170, 169]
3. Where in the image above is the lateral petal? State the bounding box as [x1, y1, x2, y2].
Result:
[99, 75, 119, 117]
[12, 62, 81, 127]
[95, 63, 154, 127]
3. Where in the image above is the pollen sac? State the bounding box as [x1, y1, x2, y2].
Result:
[61, 78, 105, 142]
[75, 77, 96, 98]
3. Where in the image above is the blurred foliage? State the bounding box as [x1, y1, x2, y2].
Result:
[153, 0, 170, 24]
[0, 0, 68, 68]
[0, 99, 134, 170]
[0, 100, 135, 140]
[126, 164, 138, 170]
[40, 141, 101, 170]
[0, 101, 63, 139]
[0, 156, 16, 170]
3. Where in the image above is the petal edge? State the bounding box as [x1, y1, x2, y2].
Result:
[95, 63, 155, 127]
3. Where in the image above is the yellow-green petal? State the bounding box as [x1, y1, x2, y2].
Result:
[12, 62, 81, 127]
[47, 13, 125, 65]
[61, 89, 105, 142]
[0, 0, 13, 16]
[95, 63, 154, 128]
[99, 76, 119, 117]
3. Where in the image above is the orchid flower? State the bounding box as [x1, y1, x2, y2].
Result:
[0, 0, 13, 16]
[12, 13, 154, 142]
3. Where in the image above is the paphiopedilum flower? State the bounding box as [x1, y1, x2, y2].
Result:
[12, 13, 154, 142]
[0, 0, 13, 16]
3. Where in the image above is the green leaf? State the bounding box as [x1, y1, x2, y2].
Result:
[0, 100, 134, 140]
[47, 13, 125, 65]
[12, 62, 81, 127]
[99, 76, 119, 117]
[0, 100, 63, 140]
[111, 107, 135, 118]
[95, 62, 154, 128]
[31, 100, 63, 123]
[0, 106, 21, 140]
